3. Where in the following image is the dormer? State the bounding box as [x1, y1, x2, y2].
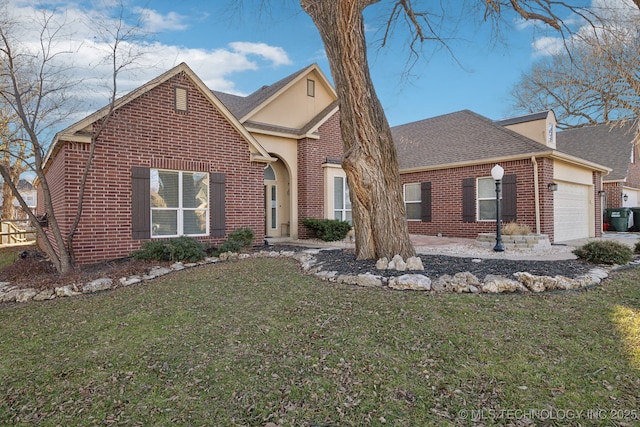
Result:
[496, 110, 557, 149]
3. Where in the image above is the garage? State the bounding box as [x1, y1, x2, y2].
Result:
[553, 181, 591, 242]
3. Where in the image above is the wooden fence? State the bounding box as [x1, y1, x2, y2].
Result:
[0, 220, 36, 246]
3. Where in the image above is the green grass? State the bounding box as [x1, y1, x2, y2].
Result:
[1, 257, 639, 426]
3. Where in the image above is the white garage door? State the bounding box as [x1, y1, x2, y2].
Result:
[554, 182, 590, 242]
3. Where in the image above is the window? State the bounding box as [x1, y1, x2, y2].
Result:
[307, 79, 315, 97]
[404, 183, 421, 220]
[477, 177, 500, 220]
[150, 169, 209, 237]
[334, 176, 352, 224]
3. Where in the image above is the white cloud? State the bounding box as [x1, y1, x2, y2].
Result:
[134, 7, 189, 32]
[527, 0, 639, 57]
[228, 41, 292, 67]
[2, 1, 292, 129]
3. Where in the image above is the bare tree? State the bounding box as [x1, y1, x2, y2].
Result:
[0, 1, 145, 274]
[0, 108, 30, 219]
[510, 10, 640, 130]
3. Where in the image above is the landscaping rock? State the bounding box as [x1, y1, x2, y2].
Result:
[82, 278, 113, 293]
[389, 255, 407, 271]
[55, 285, 81, 297]
[375, 257, 389, 270]
[388, 274, 431, 291]
[15, 288, 37, 302]
[144, 266, 172, 280]
[33, 289, 56, 301]
[406, 256, 424, 271]
[481, 275, 525, 293]
[120, 276, 142, 286]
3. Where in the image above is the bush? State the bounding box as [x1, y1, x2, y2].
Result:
[502, 222, 531, 235]
[572, 240, 633, 265]
[133, 236, 206, 263]
[635, 241, 640, 254]
[227, 227, 255, 247]
[302, 218, 352, 242]
[211, 227, 255, 256]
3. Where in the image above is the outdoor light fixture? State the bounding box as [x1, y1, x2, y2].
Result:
[623, 193, 629, 202]
[491, 164, 505, 252]
[598, 190, 606, 196]
[547, 182, 558, 192]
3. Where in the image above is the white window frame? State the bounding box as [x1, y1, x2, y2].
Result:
[333, 176, 352, 224]
[150, 169, 209, 238]
[477, 176, 500, 221]
[404, 183, 422, 221]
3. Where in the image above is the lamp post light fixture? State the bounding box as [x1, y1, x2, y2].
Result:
[491, 164, 505, 252]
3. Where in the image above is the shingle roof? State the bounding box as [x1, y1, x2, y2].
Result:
[213, 65, 309, 120]
[392, 110, 551, 170]
[556, 122, 636, 181]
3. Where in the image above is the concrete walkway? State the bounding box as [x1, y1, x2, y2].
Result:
[270, 232, 640, 262]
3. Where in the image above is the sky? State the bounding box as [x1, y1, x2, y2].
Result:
[3, 0, 638, 131]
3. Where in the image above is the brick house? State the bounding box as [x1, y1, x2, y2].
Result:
[41, 63, 614, 265]
[394, 110, 609, 243]
[40, 62, 344, 265]
[556, 121, 640, 215]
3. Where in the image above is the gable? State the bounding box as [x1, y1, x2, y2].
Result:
[247, 68, 337, 131]
[44, 63, 274, 170]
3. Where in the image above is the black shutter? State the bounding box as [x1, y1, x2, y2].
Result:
[132, 167, 150, 240]
[420, 182, 432, 222]
[502, 174, 517, 222]
[462, 178, 475, 222]
[211, 172, 226, 237]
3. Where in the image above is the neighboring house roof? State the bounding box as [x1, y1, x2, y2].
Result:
[44, 62, 275, 168]
[392, 110, 610, 173]
[556, 122, 636, 181]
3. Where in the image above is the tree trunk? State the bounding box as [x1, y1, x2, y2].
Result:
[301, 0, 415, 260]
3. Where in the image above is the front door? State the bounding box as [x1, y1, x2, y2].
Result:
[265, 183, 277, 236]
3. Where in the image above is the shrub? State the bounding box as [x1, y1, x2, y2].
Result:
[302, 218, 352, 242]
[211, 227, 255, 256]
[133, 240, 169, 261]
[572, 240, 633, 265]
[635, 241, 640, 254]
[502, 222, 531, 235]
[133, 236, 206, 263]
[227, 227, 255, 247]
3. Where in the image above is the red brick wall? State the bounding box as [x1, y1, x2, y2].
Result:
[297, 111, 344, 237]
[44, 71, 264, 265]
[603, 182, 623, 210]
[401, 158, 564, 241]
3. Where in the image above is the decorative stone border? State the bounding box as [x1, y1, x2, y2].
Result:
[476, 233, 552, 251]
[0, 248, 614, 305]
[286, 248, 610, 294]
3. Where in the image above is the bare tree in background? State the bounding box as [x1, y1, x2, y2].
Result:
[0, 1, 145, 274]
[0, 107, 31, 220]
[295, 0, 629, 260]
[510, 7, 639, 130]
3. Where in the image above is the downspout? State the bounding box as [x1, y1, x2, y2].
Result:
[531, 156, 541, 234]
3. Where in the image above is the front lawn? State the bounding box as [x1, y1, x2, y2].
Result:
[1, 258, 639, 426]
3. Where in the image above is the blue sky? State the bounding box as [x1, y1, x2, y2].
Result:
[7, 0, 631, 127]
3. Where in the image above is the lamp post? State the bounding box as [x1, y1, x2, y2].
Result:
[491, 164, 505, 252]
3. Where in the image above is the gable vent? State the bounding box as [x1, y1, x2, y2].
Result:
[175, 87, 188, 112]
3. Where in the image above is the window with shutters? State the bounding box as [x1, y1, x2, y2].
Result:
[404, 183, 421, 220]
[150, 169, 209, 237]
[477, 177, 500, 221]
